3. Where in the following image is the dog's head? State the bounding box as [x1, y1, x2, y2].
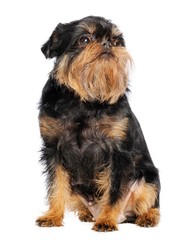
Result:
[42, 16, 132, 104]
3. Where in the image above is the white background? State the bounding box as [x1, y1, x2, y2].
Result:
[0, 0, 178, 239]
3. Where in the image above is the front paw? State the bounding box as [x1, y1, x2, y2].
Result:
[36, 215, 63, 227]
[92, 220, 118, 232]
[78, 212, 94, 222]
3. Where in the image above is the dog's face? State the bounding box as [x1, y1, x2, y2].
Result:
[42, 16, 132, 104]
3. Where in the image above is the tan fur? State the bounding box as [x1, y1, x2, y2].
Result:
[135, 208, 160, 227]
[94, 166, 112, 205]
[98, 117, 128, 140]
[55, 42, 132, 104]
[36, 166, 70, 226]
[92, 167, 120, 231]
[130, 181, 158, 215]
[39, 116, 62, 139]
[92, 204, 119, 231]
[120, 179, 160, 227]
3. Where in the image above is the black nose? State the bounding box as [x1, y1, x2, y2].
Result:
[101, 39, 112, 48]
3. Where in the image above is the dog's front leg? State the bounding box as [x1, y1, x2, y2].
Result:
[92, 204, 119, 231]
[36, 166, 69, 227]
[91, 166, 121, 232]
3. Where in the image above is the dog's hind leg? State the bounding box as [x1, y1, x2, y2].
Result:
[129, 178, 160, 227]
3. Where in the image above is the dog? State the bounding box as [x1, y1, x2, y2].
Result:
[36, 16, 160, 232]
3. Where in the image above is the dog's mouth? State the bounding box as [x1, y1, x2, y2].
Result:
[99, 49, 115, 58]
[96, 49, 118, 63]
[55, 42, 131, 104]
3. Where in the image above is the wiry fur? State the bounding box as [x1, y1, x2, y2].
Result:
[55, 43, 131, 103]
[36, 16, 160, 232]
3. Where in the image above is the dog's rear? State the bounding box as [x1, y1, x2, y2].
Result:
[36, 16, 160, 231]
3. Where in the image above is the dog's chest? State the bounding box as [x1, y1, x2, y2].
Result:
[58, 115, 114, 159]
[55, 113, 127, 175]
[58, 113, 127, 145]
[40, 106, 128, 204]
[40, 112, 127, 164]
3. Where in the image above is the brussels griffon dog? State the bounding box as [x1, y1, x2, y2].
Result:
[36, 16, 160, 231]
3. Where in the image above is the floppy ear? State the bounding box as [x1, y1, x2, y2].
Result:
[41, 23, 67, 59]
[41, 40, 52, 58]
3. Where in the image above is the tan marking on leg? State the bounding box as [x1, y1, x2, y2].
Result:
[36, 166, 70, 227]
[135, 208, 160, 227]
[131, 180, 158, 215]
[92, 167, 120, 231]
[122, 179, 160, 227]
[92, 204, 119, 231]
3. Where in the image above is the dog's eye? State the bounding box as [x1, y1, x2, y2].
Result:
[77, 35, 91, 46]
[112, 35, 125, 47]
[112, 39, 121, 46]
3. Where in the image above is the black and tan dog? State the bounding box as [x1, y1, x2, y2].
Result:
[36, 16, 160, 231]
